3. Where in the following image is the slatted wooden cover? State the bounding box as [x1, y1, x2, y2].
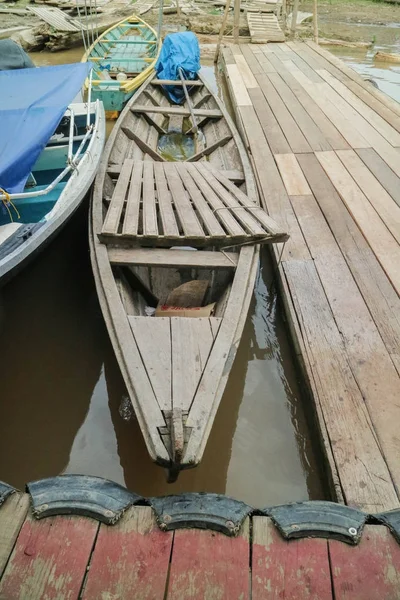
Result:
[247, 13, 285, 43]
[100, 160, 288, 247]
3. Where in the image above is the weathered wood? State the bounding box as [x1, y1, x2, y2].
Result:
[336, 149, 400, 245]
[129, 316, 172, 411]
[122, 160, 144, 236]
[329, 525, 400, 599]
[0, 515, 98, 599]
[142, 162, 158, 237]
[316, 151, 400, 295]
[167, 519, 250, 599]
[131, 105, 222, 118]
[121, 127, 165, 161]
[171, 317, 214, 411]
[275, 153, 312, 195]
[0, 494, 29, 578]
[252, 517, 332, 599]
[356, 148, 400, 208]
[102, 159, 134, 235]
[83, 506, 173, 599]
[163, 164, 204, 238]
[187, 135, 232, 162]
[109, 247, 239, 268]
[151, 79, 204, 87]
[225, 64, 252, 107]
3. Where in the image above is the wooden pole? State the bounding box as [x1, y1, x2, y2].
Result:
[175, 0, 181, 19]
[178, 67, 198, 134]
[214, 0, 232, 63]
[233, 0, 240, 43]
[281, 0, 287, 32]
[313, 0, 318, 44]
[290, 0, 299, 37]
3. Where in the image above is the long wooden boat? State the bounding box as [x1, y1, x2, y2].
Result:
[82, 15, 160, 114]
[91, 72, 288, 480]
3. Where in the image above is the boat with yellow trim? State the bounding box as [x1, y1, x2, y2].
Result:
[82, 15, 160, 114]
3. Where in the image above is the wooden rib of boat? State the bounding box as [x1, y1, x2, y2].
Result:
[91, 72, 288, 480]
[82, 15, 159, 114]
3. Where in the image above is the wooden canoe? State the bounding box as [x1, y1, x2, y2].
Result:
[90, 72, 287, 480]
[82, 15, 159, 113]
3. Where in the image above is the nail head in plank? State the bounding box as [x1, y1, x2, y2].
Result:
[252, 517, 332, 600]
[275, 153, 312, 196]
[167, 518, 250, 599]
[0, 515, 98, 599]
[102, 158, 134, 235]
[0, 493, 29, 578]
[122, 159, 144, 236]
[329, 525, 400, 600]
[82, 506, 173, 600]
[129, 316, 172, 411]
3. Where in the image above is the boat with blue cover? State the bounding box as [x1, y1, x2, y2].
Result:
[82, 15, 160, 114]
[0, 62, 105, 284]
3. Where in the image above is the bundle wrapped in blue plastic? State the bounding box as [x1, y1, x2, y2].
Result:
[155, 32, 200, 104]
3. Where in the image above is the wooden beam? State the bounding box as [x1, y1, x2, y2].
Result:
[107, 164, 244, 183]
[233, 0, 240, 43]
[121, 127, 165, 162]
[187, 135, 232, 162]
[130, 105, 222, 118]
[108, 248, 238, 269]
[290, 0, 299, 36]
[151, 79, 204, 87]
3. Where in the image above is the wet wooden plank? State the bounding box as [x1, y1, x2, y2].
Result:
[102, 159, 133, 235]
[83, 507, 172, 600]
[329, 525, 400, 599]
[316, 151, 400, 296]
[122, 159, 144, 236]
[356, 148, 400, 208]
[0, 494, 30, 578]
[129, 316, 172, 411]
[252, 517, 332, 599]
[171, 317, 214, 411]
[0, 515, 98, 599]
[275, 153, 312, 196]
[167, 519, 250, 599]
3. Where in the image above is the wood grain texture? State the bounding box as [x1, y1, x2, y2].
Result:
[0, 494, 29, 578]
[329, 525, 400, 600]
[252, 517, 332, 599]
[275, 153, 312, 195]
[167, 519, 250, 599]
[356, 148, 400, 208]
[0, 515, 98, 600]
[316, 151, 400, 296]
[83, 507, 172, 600]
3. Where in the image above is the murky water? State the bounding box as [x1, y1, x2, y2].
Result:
[0, 45, 329, 506]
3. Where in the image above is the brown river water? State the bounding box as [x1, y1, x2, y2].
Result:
[0, 36, 398, 505]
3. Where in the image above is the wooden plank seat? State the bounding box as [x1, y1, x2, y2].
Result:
[108, 247, 239, 268]
[99, 160, 289, 247]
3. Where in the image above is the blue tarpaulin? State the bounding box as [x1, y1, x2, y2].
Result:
[0, 62, 92, 194]
[155, 32, 200, 104]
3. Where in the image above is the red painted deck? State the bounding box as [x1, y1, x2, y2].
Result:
[1, 494, 400, 599]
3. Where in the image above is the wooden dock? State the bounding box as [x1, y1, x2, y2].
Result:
[222, 41, 400, 514]
[2, 477, 400, 598]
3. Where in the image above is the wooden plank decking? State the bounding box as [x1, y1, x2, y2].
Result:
[222, 41, 400, 513]
[1, 493, 400, 598]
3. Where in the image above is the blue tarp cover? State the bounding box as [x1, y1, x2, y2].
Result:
[0, 62, 92, 194]
[155, 32, 200, 104]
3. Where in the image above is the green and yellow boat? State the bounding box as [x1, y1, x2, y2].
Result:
[82, 15, 160, 115]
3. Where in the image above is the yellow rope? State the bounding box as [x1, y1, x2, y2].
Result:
[0, 188, 20, 223]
